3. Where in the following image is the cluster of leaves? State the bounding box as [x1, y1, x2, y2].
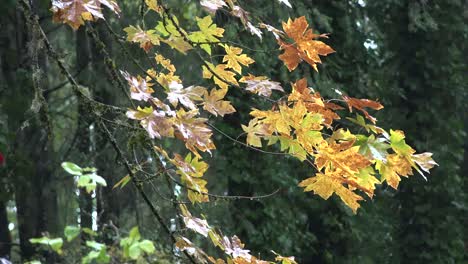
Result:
[29, 225, 157, 264]
[27, 163, 161, 264]
[242, 77, 437, 213]
[49, 0, 438, 263]
[176, 205, 297, 264]
[61, 162, 107, 193]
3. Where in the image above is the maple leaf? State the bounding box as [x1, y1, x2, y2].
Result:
[375, 154, 413, 189]
[315, 143, 371, 177]
[346, 114, 385, 134]
[241, 119, 270, 147]
[200, 0, 227, 13]
[154, 54, 176, 73]
[249, 108, 289, 136]
[172, 153, 210, 203]
[145, 0, 161, 12]
[412, 152, 438, 173]
[299, 173, 364, 213]
[189, 16, 224, 54]
[278, 136, 308, 161]
[155, 18, 193, 54]
[278, 16, 334, 71]
[221, 236, 252, 261]
[288, 78, 340, 126]
[221, 45, 254, 74]
[355, 134, 390, 161]
[354, 166, 379, 198]
[161, 37, 193, 54]
[166, 81, 206, 110]
[239, 75, 284, 97]
[202, 88, 236, 117]
[174, 109, 216, 155]
[51, 0, 120, 30]
[124, 26, 160, 52]
[126, 106, 175, 139]
[202, 62, 238, 90]
[121, 71, 154, 102]
[247, 22, 263, 40]
[180, 205, 212, 236]
[389, 129, 415, 157]
[343, 95, 383, 124]
[231, 5, 250, 26]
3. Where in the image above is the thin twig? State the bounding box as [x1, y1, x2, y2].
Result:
[166, 171, 281, 201]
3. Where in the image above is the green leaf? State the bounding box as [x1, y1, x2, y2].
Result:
[89, 173, 107, 187]
[82, 250, 100, 264]
[64, 225, 80, 242]
[61, 162, 82, 175]
[77, 175, 92, 186]
[279, 136, 307, 161]
[82, 227, 97, 237]
[129, 243, 141, 259]
[129, 226, 141, 241]
[355, 166, 380, 197]
[48, 238, 63, 253]
[96, 249, 111, 263]
[389, 129, 414, 156]
[356, 134, 390, 161]
[86, 241, 105, 251]
[29, 237, 49, 244]
[138, 240, 155, 254]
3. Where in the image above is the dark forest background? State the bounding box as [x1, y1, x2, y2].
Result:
[0, 0, 467, 263]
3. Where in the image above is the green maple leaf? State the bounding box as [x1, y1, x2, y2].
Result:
[356, 134, 390, 162]
[188, 16, 224, 54]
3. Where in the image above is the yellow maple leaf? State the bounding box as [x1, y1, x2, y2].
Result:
[161, 36, 193, 54]
[278, 16, 335, 71]
[241, 119, 270, 147]
[202, 88, 236, 117]
[155, 54, 176, 72]
[202, 62, 238, 90]
[375, 154, 413, 189]
[172, 153, 209, 203]
[299, 173, 363, 213]
[315, 142, 371, 177]
[250, 108, 290, 136]
[145, 0, 162, 12]
[222, 45, 254, 74]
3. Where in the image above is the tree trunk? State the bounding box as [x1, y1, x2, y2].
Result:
[0, 201, 11, 258]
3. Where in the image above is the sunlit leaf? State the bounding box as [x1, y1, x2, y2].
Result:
[278, 16, 334, 71]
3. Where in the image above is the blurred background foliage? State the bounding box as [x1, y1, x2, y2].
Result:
[0, 0, 466, 263]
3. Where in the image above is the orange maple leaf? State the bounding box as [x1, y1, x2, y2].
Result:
[278, 16, 335, 71]
[288, 78, 341, 126]
[342, 95, 384, 124]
